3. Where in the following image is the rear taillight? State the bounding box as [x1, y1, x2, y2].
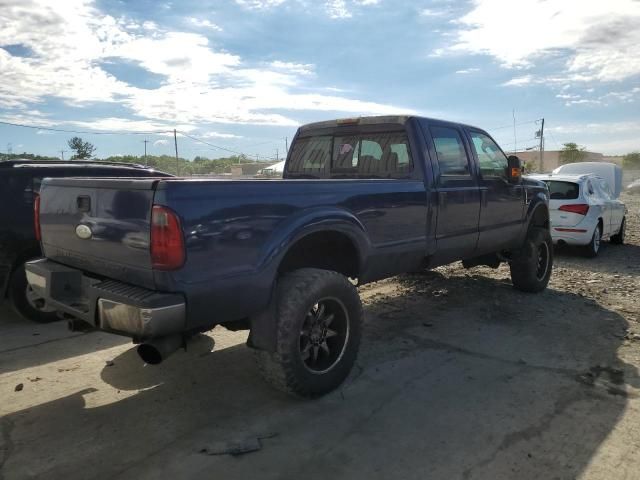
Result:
[559, 204, 589, 216]
[151, 205, 185, 270]
[34, 194, 41, 241]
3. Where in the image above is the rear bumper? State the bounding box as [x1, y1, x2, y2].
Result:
[550, 226, 593, 245]
[25, 258, 185, 340]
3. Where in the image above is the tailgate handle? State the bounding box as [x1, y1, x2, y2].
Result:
[77, 196, 91, 213]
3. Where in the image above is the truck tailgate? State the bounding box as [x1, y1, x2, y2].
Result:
[39, 177, 159, 289]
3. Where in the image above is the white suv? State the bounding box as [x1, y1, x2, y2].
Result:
[530, 172, 626, 257]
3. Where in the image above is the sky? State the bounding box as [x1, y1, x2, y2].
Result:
[0, 0, 639, 161]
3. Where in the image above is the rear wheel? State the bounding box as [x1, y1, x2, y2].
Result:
[9, 263, 58, 323]
[610, 217, 625, 245]
[254, 268, 363, 398]
[509, 227, 553, 293]
[584, 224, 602, 258]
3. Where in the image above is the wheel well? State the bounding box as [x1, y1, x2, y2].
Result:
[279, 231, 359, 279]
[3, 248, 40, 298]
[531, 205, 549, 229]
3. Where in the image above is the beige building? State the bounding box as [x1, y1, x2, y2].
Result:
[515, 150, 623, 173]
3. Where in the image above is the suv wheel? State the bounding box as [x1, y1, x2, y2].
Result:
[10, 263, 58, 323]
[509, 227, 553, 293]
[254, 268, 363, 398]
[610, 217, 625, 245]
[584, 224, 602, 258]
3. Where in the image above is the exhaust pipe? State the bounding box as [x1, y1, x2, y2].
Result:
[66, 316, 95, 332]
[137, 335, 184, 365]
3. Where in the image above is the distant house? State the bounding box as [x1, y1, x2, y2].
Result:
[257, 160, 286, 177]
[515, 150, 623, 173]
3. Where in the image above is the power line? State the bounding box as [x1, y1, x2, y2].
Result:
[179, 131, 277, 161]
[498, 137, 539, 147]
[547, 131, 562, 150]
[488, 119, 540, 131]
[0, 119, 173, 136]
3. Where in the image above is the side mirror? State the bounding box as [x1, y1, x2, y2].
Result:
[507, 155, 522, 184]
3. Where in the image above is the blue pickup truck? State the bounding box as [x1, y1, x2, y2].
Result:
[26, 116, 552, 397]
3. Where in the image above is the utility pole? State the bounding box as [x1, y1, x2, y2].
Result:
[143, 139, 149, 166]
[284, 136, 288, 154]
[173, 129, 179, 175]
[275, 148, 279, 162]
[539, 118, 545, 172]
[60, 149, 66, 160]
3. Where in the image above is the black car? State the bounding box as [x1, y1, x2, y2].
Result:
[0, 160, 171, 322]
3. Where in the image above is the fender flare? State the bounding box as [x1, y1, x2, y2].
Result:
[519, 195, 550, 244]
[247, 207, 371, 352]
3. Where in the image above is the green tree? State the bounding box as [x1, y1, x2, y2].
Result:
[622, 151, 640, 169]
[559, 142, 587, 165]
[67, 136, 96, 160]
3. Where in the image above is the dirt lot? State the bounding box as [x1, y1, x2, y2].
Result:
[1, 194, 639, 480]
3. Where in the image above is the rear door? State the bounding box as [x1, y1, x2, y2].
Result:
[422, 122, 481, 262]
[593, 178, 615, 236]
[329, 130, 429, 276]
[466, 129, 524, 253]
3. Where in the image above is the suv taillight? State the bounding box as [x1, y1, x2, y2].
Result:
[151, 205, 185, 270]
[559, 204, 589, 216]
[34, 194, 41, 241]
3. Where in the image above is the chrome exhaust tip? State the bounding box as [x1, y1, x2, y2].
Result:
[136, 335, 183, 365]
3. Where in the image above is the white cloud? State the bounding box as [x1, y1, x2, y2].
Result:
[187, 17, 222, 31]
[555, 93, 581, 100]
[200, 131, 242, 139]
[0, 0, 409, 130]
[551, 121, 640, 135]
[455, 68, 479, 74]
[269, 61, 315, 76]
[420, 8, 448, 17]
[326, 0, 351, 18]
[153, 139, 169, 146]
[68, 117, 193, 133]
[550, 122, 640, 154]
[448, 0, 640, 82]
[502, 75, 532, 87]
[234, 0, 286, 9]
[564, 99, 601, 107]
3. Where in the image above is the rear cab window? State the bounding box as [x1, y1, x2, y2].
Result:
[286, 131, 413, 179]
[429, 126, 471, 179]
[543, 181, 580, 200]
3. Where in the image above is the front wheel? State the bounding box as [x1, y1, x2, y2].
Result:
[254, 268, 363, 398]
[509, 227, 553, 293]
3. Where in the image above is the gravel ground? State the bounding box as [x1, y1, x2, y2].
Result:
[1, 193, 639, 480]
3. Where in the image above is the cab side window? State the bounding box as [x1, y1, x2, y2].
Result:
[469, 131, 508, 178]
[430, 126, 471, 179]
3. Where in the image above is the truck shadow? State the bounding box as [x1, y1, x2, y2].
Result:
[2, 271, 637, 480]
[0, 304, 129, 374]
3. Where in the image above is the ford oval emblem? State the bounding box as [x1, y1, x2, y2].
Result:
[75, 224, 92, 240]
